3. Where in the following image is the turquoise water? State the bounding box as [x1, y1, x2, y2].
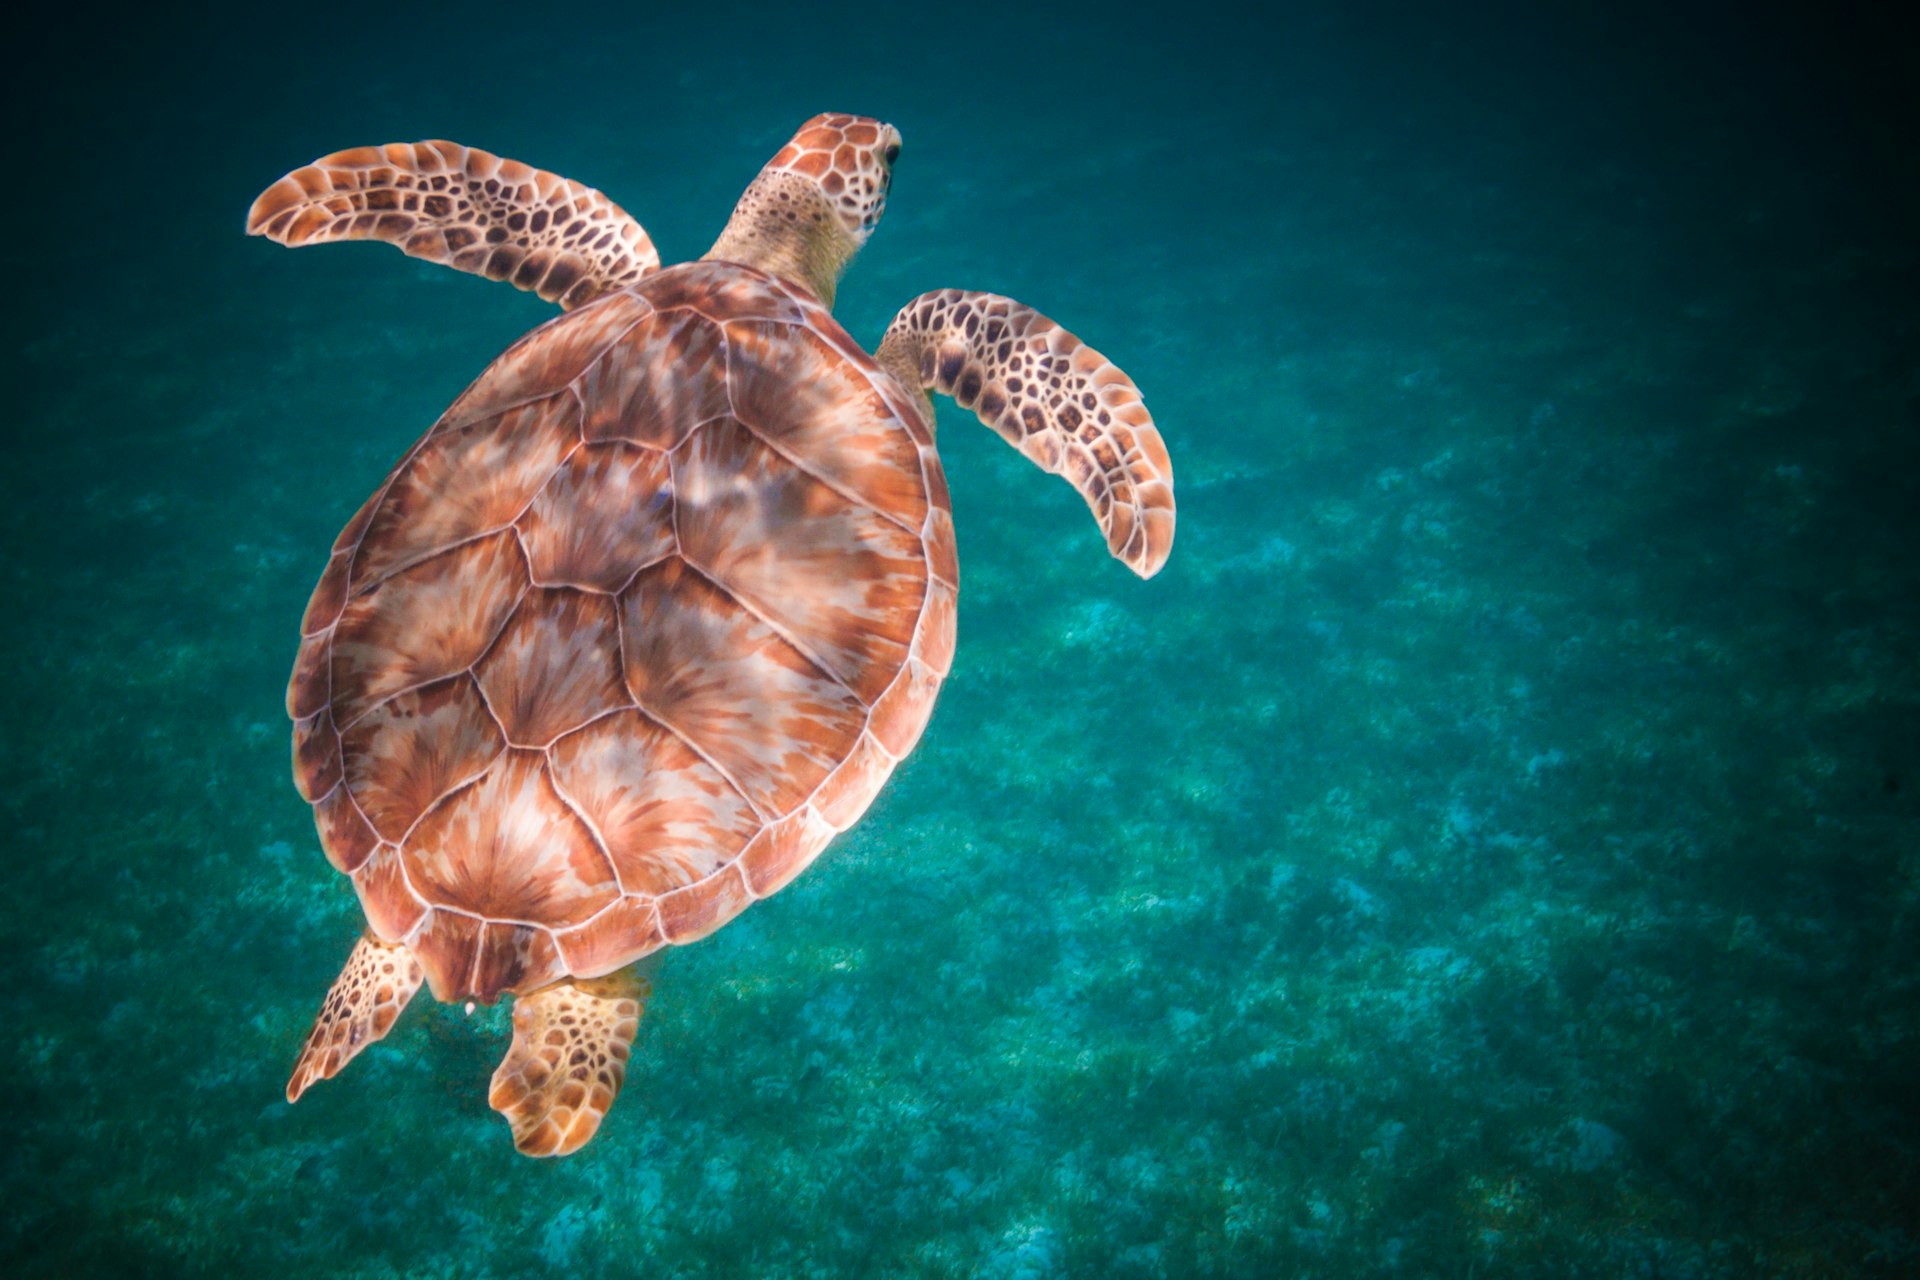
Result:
[6, 4, 1917, 1276]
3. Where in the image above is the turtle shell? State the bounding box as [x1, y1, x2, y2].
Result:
[288, 261, 957, 1003]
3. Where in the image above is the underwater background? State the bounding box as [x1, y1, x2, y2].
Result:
[4, 1, 1916, 1275]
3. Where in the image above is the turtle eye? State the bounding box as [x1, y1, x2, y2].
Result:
[882, 143, 901, 166]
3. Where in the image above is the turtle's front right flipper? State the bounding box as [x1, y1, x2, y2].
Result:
[247, 141, 659, 310]
[876, 291, 1175, 577]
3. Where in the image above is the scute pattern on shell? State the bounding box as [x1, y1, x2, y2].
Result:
[289, 261, 954, 1003]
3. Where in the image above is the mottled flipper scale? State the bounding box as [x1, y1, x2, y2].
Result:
[246, 141, 660, 309]
[488, 969, 649, 1156]
[287, 934, 425, 1102]
[876, 292, 1175, 577]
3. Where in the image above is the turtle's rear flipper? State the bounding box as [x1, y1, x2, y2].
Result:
[488, 969, 649, 1157]
[876, 291, 1176, 578]
[247, 141, 659, 310]
[287, 934, 424, 1102]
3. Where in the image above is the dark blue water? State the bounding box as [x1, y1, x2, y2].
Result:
[5, 3, 1916, 1276]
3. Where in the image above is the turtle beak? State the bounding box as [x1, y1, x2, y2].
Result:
[865, 126, 900, 232]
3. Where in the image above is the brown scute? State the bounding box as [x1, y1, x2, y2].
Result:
[332, 487, 384, 555]
[735, 809, 812, 898]
[313, 781, 381, 874]
[402, 750, 619, 928]
[813, 732, 894, 831]
[409, 909, 486, 1003]
[512, 252, 551, 289]
[472, 589, 630, 748]
[287, 629, 330, 720]
[351, 842, 427, 942]
[540, 256, 581, 296]
[867, 657, 943, 759]
[656, 864, 753, 944]
[340, 674, 503, 841]
[471, 922, 563, 1004]
[293, 708, 343, 802]
[559, 278, 603, 311]
[922, 456, 953, 511]
[578, 309, 730, 449]
[303, 550, 350, 636]
[924, 507, 959, 588]
[329, 531, 527, 727]
[517, 443, 676, 591]
[554, 896, 665, 977]
[912, 577, 958, 678]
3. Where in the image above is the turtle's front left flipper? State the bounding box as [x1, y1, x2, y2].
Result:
[247, 141, 659, 309]
[876, 291, 1175, 577]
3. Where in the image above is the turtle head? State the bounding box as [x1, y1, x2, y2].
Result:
[762, 113, 902, 240]
[704, 113, 902, 309]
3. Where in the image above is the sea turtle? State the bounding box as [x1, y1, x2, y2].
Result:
[249, 113, 1175, 1156]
